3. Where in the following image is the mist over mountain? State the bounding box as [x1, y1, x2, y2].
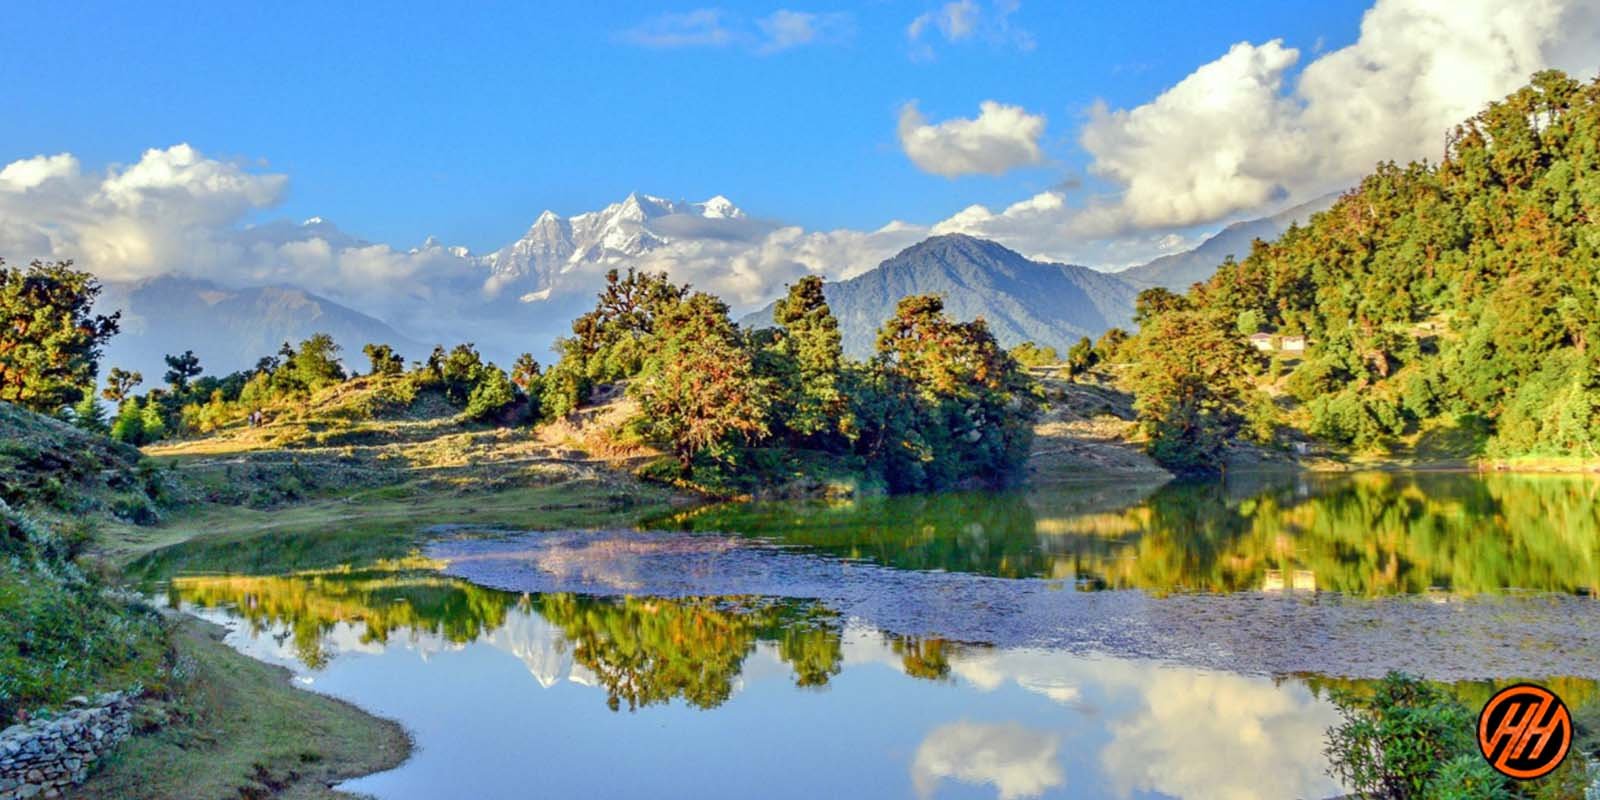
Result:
[743, 234, 1138, 357]
[98, 276, 423, 379]
[1115, 192, 1342, 291]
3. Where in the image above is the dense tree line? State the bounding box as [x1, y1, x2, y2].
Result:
[1127, 70, 1600, 468]
[546, 270, 1039, 491]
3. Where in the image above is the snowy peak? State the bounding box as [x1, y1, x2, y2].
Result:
[694, 195, 745, 219]
[482, 193, 746, 298]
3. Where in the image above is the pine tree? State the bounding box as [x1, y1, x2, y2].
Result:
[71, 392, 109, 434]
[163, 350, 203, 393]
[110, 399, 145, 444]
[767, 276, 852, 444]
[101, 367, 142, 404]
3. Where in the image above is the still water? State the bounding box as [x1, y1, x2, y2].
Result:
[149, 472, 1600, 800]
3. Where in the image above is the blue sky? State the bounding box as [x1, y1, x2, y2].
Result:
[2, 1, 1370, 252]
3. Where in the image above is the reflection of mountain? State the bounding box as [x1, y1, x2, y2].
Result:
[484, 611, 581, 689]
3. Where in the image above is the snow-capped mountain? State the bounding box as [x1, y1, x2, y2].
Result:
[482, 192, 748, 302]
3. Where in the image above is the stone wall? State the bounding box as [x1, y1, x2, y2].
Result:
[0, 691, 134, 799]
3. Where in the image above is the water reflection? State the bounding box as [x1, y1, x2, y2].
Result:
[651, 472, 1600, 595]
[169, 566, 1358, 800]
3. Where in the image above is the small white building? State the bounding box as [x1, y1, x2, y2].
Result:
[1248, 332, 1274, 352]
[1281, 335, 1307, 353]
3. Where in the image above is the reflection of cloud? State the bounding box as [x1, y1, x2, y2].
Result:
[912, 722, 1064, 800]
[1099, 671, 1341, 800]
[944, 649, 1343, 800]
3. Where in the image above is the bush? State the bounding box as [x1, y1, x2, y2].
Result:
[463, 366, 517, 422]
[1324, 672, 1486, 800]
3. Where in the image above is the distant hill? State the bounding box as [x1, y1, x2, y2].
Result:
[1116, 192, 1342, 291]
[98, 276, 424, 379]
[742, 234, 1137, 357]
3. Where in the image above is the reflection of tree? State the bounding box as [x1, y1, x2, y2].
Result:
[774, 616, 844, 688]
[653, 474, 1600, 597]
[172, 560, 514, 669]
[532, 594, 846, 710]
[1299, 673, 1600, 723]
[649, 491, 1057, 577]
[174, 567, 849, 709]
[891, 636, 955, 681]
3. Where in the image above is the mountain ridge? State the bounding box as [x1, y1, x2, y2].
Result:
[742, 233, 1138, 357]
[1115, 192, 1342, 291]
[98, 275, 424, 379]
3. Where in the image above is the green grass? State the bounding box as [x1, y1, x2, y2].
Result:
[78, 616, 410, 800]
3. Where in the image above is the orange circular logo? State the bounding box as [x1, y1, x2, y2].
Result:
[1477, 683, 1572, 780]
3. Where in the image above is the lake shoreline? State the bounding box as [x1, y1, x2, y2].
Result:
[75, 614, 411, 799]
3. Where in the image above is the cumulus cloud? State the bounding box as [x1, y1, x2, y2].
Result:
[0, 144, 480, 341]
[898, 101, 1047, 178]
[1079, 0, 1600, 231]
[619, 8, 853, 54]
[911, 722, 1064, 800]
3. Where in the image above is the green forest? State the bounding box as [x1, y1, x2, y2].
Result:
[1121, 71, 1600, 471]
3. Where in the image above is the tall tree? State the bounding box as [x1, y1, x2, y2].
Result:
[0, 259, 120, 412]
[631, 292, 771, 472]
[766, 276, 853, 443]
[163, 350, 203, 393]
[870, 295, 1037, 490]
[101, 367, 142, 404]
[1126, 310, 1262, 472]
[510, 353, 542, 391]
[289, 333, 345, 392]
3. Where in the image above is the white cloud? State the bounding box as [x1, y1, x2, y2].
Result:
[0, 153, 79, 192]
[756, 10, 853, 54]
[626, 220, 926, 307]
[907, 0, 1033, 60]
[898, 101, 1047, 178]
[911, 722, 1065, 800]
[1079, 0, 1600, 231]
[619, 8, 853, 54]
[0, 143, 480, 344]
[617, 9, 734, 49]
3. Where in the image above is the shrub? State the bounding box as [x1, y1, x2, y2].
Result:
[1324, 672, 1483, 800]
[463, 365, 517, 422]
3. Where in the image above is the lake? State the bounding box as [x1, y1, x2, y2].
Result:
[146, 472, 1600, 799]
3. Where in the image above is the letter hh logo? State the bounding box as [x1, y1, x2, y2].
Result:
[1478, 684, 1572, 780]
